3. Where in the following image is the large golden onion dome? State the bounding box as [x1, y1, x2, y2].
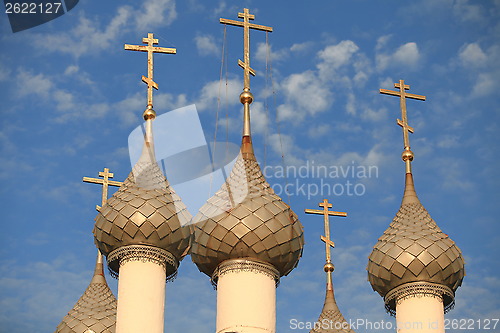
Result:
[93, 118, 192, 278]
[190, 136, 304, 278]
[367, 173, 465, 313]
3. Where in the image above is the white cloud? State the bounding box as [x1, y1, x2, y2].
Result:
[361, 107, 388, 122]
[376, 41, 421, 71]
[33, 6, 132, 58]
[393, 42, 420, 67]
[0, 255, 100, 333]
[455, 43, 499, 98]
[278, 70, 332, 122]
[15, 68, 111, 123]
[194, 34, 219, 56]
[53, 90, 76, 111]
[32, 2, 177, 58]
[317, 40, 359, 73]
[255, 42, 289, 63]
[196, 78, 241, 112]
[213, 1, 232, 16]
[471, 73, 495, 97]
[307, 124, 331, 138]
[248, 101, 269, 135]
[376, 35, 392, 51]
[135, 0, 177, 30]
[17, 69, 53, 98]
[452, 0, 485, 22]
[63, 65, 79, 76]
[459, 43, 488, 68]
[290, 41, 314, 53]
[437, 134, 460, 148]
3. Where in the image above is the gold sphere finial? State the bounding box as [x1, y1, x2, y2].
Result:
[324, 262, 335, 272]
[143, 106, 156, 121]
[240, 90, 254, 105]
[402, 149, 414, 162]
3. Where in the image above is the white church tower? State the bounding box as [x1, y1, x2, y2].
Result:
[190, 8, 304, 333]
[366, 80, 465, 333]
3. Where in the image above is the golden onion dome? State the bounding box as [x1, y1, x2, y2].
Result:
[93, 120, 192, 278]
[190, 136, 304, 278]
[367, 173, 465, 313]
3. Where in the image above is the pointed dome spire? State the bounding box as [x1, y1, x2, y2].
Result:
[55, 251, 117, 333]
[310, 282, 355, 333]
[305, 199, 354, 333]
[367, 80, 465, 314]
[191, 10, 303, 280]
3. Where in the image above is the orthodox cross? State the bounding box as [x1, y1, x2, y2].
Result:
[380, 80, 426, 151]
[124, 33, 176, 108]
[83, 168, 123, 211]
[305, 199, 347, 264]
[220, 8, 272, 91]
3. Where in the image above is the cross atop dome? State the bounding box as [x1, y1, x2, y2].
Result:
[124, 33, 176, 120]
[83, 167, 123, 211]
[220, 8, 272, 93]
[305, 199, 347, 281]
[380, 79, 426, 173]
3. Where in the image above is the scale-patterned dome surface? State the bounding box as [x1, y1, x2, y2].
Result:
[93, 154, 192, 275]
[55, 255, 116, 333]
[367, 174, 465, 301]
[191, 139, 304, 277]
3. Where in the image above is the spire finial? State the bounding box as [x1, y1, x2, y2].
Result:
[124, 33, 176, 121]
[83, 168, 123, 211]
[380, 80, 426, 173]
[220, 8, 272, 137]
[305, 199, 347, 286]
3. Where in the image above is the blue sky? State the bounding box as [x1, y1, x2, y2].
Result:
[1, 0, 499, 332]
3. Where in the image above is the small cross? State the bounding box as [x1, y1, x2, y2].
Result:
[83, 168, 123, 211]
[305, 199, 347, 264]
[124, 33, 176, 109]
[220, 8, 273, 91]
[380, 80, 426, 151]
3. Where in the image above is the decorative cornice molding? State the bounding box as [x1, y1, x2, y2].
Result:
[385, 281, 455, 316]
[211, 258, 280, 289]
[107, 245, 178, 281]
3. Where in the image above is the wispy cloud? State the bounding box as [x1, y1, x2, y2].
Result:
[135, 0, 177, 31]
[194, 34, 220, 56]
[195, 77, 241, 112]
[376, 38, 421, 72]
[15, 68, 110, 122]
[31, 1, 177, 58]
[255, 42, 290, 63]
[0, 255, 100, 333]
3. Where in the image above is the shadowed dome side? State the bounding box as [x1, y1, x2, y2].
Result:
[55, 253, 116, 333]
[93, 137, 192, 277]
[190, 138, 304, 278]
[366, 173, 465, 312]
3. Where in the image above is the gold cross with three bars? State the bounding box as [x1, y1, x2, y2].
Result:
[305, 199, 347, 264]
[83, 168, 123, 211]
[220, 8, 273, 91]
[124, 33, 176, 108]
[380, 80, 426, 150]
